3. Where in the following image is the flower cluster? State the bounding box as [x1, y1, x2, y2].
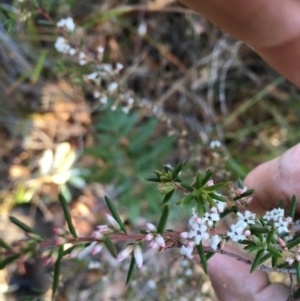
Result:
[144, 223, 166, 250]
[263, 208, 291, 234]
[54, 16, 136, 114]
[227, 210, 255, 242]
[180, 208, 222, 259]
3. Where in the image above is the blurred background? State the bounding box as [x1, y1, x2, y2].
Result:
[0, 0, 299, 300]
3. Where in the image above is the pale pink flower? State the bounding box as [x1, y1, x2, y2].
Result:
[117, 245, 133, 262]
[134, 245, 143, 268]
[105, 213, 121, 230]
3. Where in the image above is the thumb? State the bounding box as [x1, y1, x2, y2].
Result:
[208, 245, 289, 301]
[244, 143, 300, 215]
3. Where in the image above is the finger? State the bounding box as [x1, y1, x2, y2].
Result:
[244, 143, 300, 215]
[179, 0, 300, 86]
[208, 246, 289, 301]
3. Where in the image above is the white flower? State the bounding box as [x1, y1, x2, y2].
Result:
[189, 224, 209, 245]
[189, 208, 202, 230]
[208, 235, 221, 251]
[122, 107, 130, 114]
[180, 241, 195, 259]
[144, 223, 165, 249]
[274, 217, 289, 233]
[117, 245, 133, 262]
[133, 245, 143, 268]
[206, 180, 214, 186]
[93, 91, 101, 98]
[69, 48, 76, 56]
[92, 230, 105, 239]
[78, 51, 87, 65]
[88, 72, 100, 81]
[55, 37, 70, 54]
[138, 21, 147, 36]
[88, 261, 101, 269]
[102, 64, 113, 73]
[105, 213, 121, 231]
[263, 208, 284, 221]
[57, 17, 75, 31]
[237, 210, 256, 227]
[117, 245, 143, 268]
[96, 225, 112, 234]
[146, 223, 158, 232]
[227, 221, 246, 242]
[100, 96, 107, 105]
[286, 257, 295, 265]
[210, 140, 221, 149]
[92, 243, 103, 255]
[108, 82, 118, 92]
[97, 46, 104, 54]
[215, 200, 226, 213]
[203, 207, 220, 227]
[116, 62, 124, 71]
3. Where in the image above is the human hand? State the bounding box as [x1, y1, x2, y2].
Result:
[177, 1, 300, 299]
[179, 0, 300, 87]
[207, 144, 300, 301]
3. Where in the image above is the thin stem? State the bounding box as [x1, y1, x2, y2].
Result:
[1, 230, 297, 275]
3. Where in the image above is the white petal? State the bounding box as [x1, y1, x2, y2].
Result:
[134, 245, 143, 268]
[155, 234, 165, 248]
[145, 223, 157, 232]
[105, 213, 120, 230]
[117, 246, 133, 262]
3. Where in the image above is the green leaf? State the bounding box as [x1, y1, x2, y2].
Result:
[201, 182, 229, 192]
[195, 172, 202, 189]
[104, 196, 127, 234]
[0, 239, 10, 250]
[196, 196, 206, 217]
[104, 236, 117, 258]
[249, 226, 269, 234]
[196, 242, 208, 274]
[208, 193, 228, 202]
[267, 246, 282, 258]
[180, 183, 194, 192]
[125, 255, 136, 289]
[9, 216, 42, 237]
[266, 230, 274, 245]
[161, 190, 174, 207]
[146, 177, 161, 182]
[205, 252, 215, 261]
[0, 254, 20, 270]
[294, 288, 300, 299]
[287, 237, 300, 250]
[243, 245, 262, 254]
[176, 194, 195, 205]
[296, 261, 300, 282]
[171, 161, 185, 180]
[220, 207, 237, 218]
[237, 178, 244, 189]
[233, 189, 255, 200]
[201, 169, 214, 187]
[157, 205, 169, 234]
[277, 199, 284, 208]
[206, 194, 217, 207]
[250, 249, 264, 273]
[289, 195, 297, 221]
[271, 256, 278, 268]
[258, 252, 273, 265]
[59, 194, 77, 238]
[259, 217, 267, 227]
[52, 246, 63, 300]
